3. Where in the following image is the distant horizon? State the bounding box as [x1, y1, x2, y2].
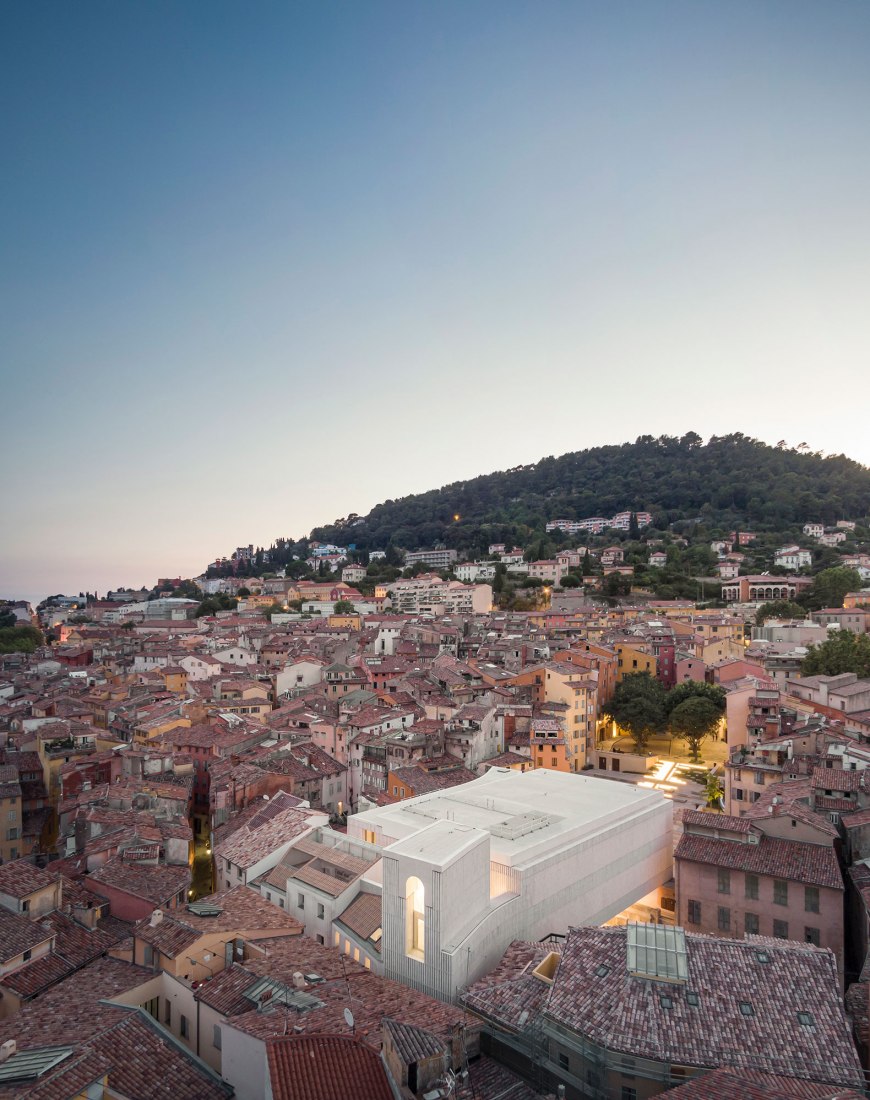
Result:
[3, 428, 866, 609]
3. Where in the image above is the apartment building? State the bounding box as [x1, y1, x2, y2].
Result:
[402, 548, 458, 569]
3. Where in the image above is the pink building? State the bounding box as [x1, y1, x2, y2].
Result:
[675, 809, 844, 983]
[675, 656, 708, 684]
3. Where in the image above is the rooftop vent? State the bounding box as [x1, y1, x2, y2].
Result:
[149, 909, 163, 927]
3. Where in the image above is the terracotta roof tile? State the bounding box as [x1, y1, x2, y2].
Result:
[537, 927, 862, 1088]
[266, 1035, 393, 1100]
[675, 833, 843, 891]
[0, 860, 57, 899]
[85, 858, 190, 905]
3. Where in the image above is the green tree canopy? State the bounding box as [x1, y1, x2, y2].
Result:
[801, 631, 870, 678]
[602, 672, 667, 753]
[755, 600, 807, 626]
[0, 625, 43, 654]
[801, 567, 862, 612]
[333, 600, 356, 614]
[669, 696, 723, 761]
[196, 594, 238, 617]
[664, 680, 726, 717]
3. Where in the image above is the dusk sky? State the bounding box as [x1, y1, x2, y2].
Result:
[2, 1, 869, 605]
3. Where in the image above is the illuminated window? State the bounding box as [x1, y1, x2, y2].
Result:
[405, 876, 425, 961]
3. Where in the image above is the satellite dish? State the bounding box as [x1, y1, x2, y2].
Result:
[344, 1008, 355, 1029]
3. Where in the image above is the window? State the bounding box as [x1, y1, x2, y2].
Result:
[22, 949, 31, 962]
[717, 906, 731, 931]
[687, 900, 701, 924]
[21, 899, 29, 913]
[659, 994, 673, 1009]
[143, 945, 154, 966]
[686, 992, 700, 1006]
[739, 1001, 754, 1017]
[316, 934, 324, 945]
[180, 1014, 189, 1038]
[717, 868, 731, 895]
[744, 873, 759, 900]
[734, 788, 744, 801]
[805, 886, 820, 913]
[558, 1052, 569, 1070]
[745, 913, 759, 935]
[297, 894, 304, 910]
[213, 1024, 222, 1050]
[773, 879, 788, 906]
[797, 1011, 815, 1027]
[805, 927, 821, 946]
[405, 876, 425, 961]
[773, 919, 789, 939]
[621, 1089, 637, 1100]
[317, 903, 325, 919]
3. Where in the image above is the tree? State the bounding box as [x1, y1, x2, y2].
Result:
[0, 607, 16, 630]
[333, 600, 356, 614]
[602, 672, 667, 753]
[603, 572, 632, 602]
[195, 594, 238, 617]
[664, 680, 726, 718]
[237, 586, 251, 598]
[801, 567, 862, 612]
[755, 600, 807, 626]
[0, 625, 43, 654]
[705, 771, 724, 810]
[669, 696, 722, 762]
[801, 631, 870, 678]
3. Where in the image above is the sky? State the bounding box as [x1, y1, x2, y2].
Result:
[2, 0, 870, 606]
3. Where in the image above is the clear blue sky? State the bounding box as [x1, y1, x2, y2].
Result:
[2, 0, 869, 604]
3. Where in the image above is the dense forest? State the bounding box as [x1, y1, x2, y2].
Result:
[304, 433, 870, 558]
[205, 433, 870, 580]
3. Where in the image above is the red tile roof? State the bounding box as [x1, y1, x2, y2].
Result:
[675, 833, 843, 891]
[538, 927, 861, 1087]
[0, 859, 58, 899]
[667, 1067, 866, 1099]
[85, 857, 190, 905]
[266, 1035, 393, 1100]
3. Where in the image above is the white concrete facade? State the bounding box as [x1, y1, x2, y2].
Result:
[348, 768, 672, 1002]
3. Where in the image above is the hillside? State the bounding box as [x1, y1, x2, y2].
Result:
[306, 433, 870, 558]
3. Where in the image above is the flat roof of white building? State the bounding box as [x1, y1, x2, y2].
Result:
[354, 768, 669, 869]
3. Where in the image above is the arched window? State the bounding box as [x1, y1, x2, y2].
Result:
[405, 876, 425, 960]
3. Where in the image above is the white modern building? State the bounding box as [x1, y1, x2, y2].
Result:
[347, 768, 672, 1002]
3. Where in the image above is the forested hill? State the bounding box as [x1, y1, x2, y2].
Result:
[307, 434, 870, 557]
